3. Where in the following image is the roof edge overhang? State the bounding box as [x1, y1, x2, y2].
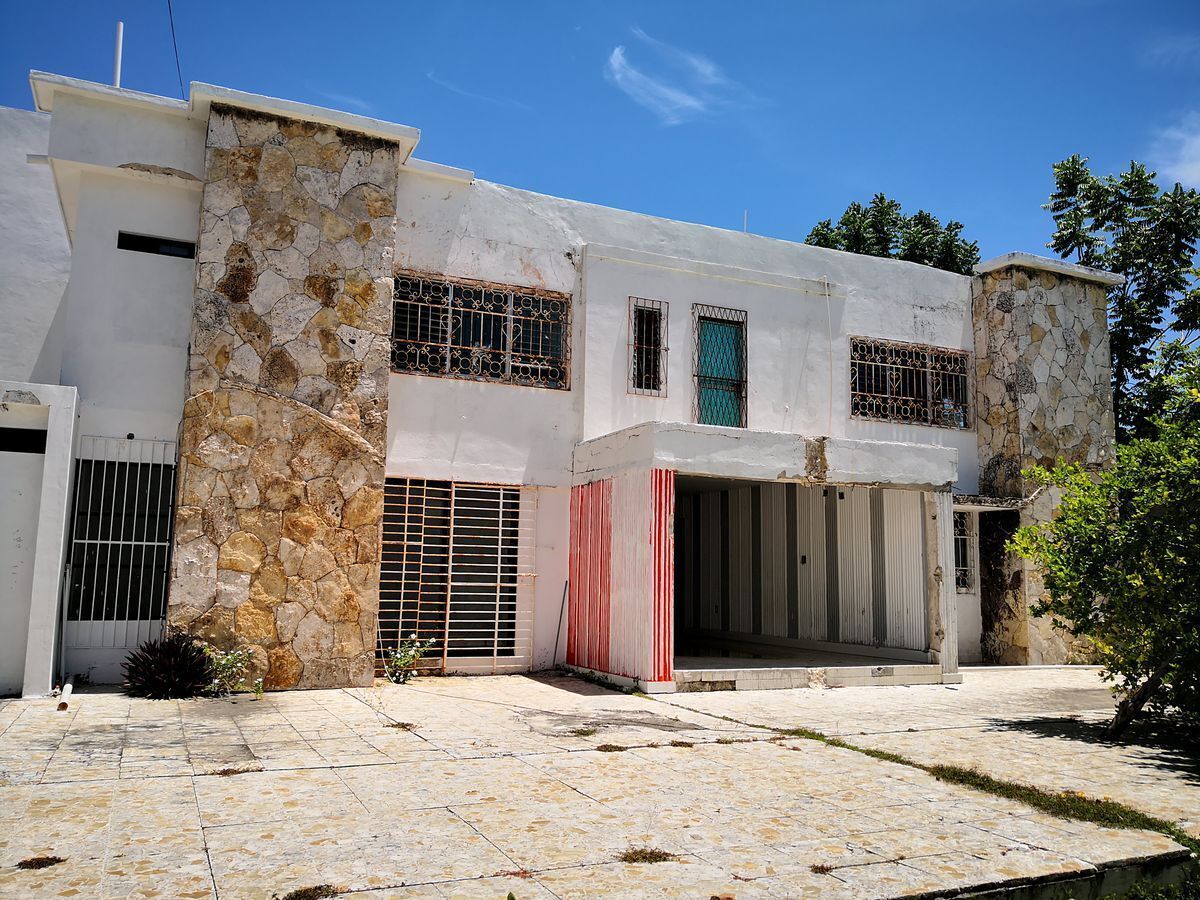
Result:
[29, 71, 421, 161]
[572, 421, 958, 491]
[974, 252, 1124, 287]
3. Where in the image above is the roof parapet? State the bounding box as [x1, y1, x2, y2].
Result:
[974, 252, 1124, 287]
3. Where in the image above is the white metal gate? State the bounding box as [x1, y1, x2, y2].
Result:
[379, 478, 537, 673]
[61, 436, 177, 683]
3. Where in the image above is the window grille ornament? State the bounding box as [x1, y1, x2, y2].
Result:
[850, 336, 971, 429]
[392, 273, 571, 390]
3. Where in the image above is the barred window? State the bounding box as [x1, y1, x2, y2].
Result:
[392, 273, 570, 390]
[953, 511, 976, 593]
[629, 297, 668, 396]
[850, 336, 970, 429]
[693, 304, 748, 428]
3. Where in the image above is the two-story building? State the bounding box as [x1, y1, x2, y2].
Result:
[0, 71, 1120, 696]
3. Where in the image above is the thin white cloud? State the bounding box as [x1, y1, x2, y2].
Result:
[604, 28, 754, 126]
[311, 88, 373, 115]
[1151, 113, 1200, 187]
[426, 71, 533, 112]
[1142, 33, 1200, 68]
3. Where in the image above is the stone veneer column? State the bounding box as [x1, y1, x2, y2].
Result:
[972, 263, 1115, 664]
[168, 104, 399, 689]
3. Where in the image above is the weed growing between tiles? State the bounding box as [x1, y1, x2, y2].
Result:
[617, 847, 677, 863]
[209, 766, 263, 777]
[595, 743, 628, 752]
[669, 739, 695, 747]
[385, 721, 416, 730]
[769, 726, 1200, 856]
[568, 726, 598, 737]
[16, 856, 65, 870]
[274, 885, 342, 900]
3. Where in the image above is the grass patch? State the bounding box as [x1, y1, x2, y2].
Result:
[568, 727, 598, 737]
[617, 846, 677, 864]
[16, 856, 65, 870]
[668, 740, 694, 748]
[773, 726, 1200, 856]
[274, 886, 342, 900]
[595, 743, 628, 753]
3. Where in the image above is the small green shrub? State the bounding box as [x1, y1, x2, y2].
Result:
[617, 847, 676, 864]
[382, 634, 437, 684]
[204, 645, 254, 695]
[123, 631, 213, 699]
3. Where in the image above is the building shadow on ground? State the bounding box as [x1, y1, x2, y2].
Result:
[988, 715, 1200, 786]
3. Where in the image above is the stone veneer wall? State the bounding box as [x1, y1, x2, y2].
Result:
[168, 105, 399, 689]
[972, 264, 1115, 664]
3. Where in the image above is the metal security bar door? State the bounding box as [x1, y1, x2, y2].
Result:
[379, 478, 537, 673]
[694, 305, 747, 427]
[61, 436, 177, 683]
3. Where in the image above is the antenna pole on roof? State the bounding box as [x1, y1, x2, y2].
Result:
[743, 209, 748, 233]
[113, 21, 124, 88]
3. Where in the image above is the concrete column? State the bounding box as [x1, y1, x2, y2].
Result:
[925, 489, 958, 677]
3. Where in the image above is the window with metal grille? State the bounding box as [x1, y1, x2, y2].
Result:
[391, 272, 571, 390]
[693, 304, 748, 427]
[850, 336, 971, 429]
[629, 297, 668, 396]
[953, 511, 976, 593]
[64, 438, 177, 638]
[378, 478, 536, 671]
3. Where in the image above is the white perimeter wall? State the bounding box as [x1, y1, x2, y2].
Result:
[58, 171, 199, 442]
[0, 108, 70, 384]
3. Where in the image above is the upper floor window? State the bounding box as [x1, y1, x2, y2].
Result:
[628, 297, 668, 396]
[693, 304, 747, 428]
[392, 273, 570, 390]
[850, 336, 970, 429]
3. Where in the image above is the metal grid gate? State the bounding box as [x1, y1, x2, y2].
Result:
[378, 478, 537, 673]
[61, 436, 177, 681]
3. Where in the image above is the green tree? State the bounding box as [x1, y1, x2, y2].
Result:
[1045, 156, 1200, 440]
[804, 193, 979, 275]
[1009, 384, 1200, 738]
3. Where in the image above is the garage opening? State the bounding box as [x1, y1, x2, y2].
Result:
[673, 476, 934, 686]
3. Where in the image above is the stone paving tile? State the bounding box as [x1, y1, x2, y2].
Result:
[204, 811, 515, 896]
[0, 671, 1192, 898]
[661, 666, 1200, 837]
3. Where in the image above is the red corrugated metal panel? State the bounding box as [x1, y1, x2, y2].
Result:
[567, 478, 613, 672]
[650, 468, 675, 682]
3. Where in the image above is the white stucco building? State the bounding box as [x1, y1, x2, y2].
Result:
[0, 71, 1120, 696]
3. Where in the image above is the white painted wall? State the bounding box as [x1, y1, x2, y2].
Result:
[0, 405, 48, 696]
[390, 174, 981, 496]
[58, 170, 199, 442]
[0, 108, 71, 384]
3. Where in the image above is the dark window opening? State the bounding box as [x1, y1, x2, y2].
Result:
[0, 427, 47, 454]
[117, 231, 196, 259]
[629, 298, 668, 396]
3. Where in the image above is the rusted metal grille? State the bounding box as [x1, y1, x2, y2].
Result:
[378, 478, 537, 673]
[693, 304, 748, 428]
[392, 272, 570, 390]
[628, 297, 668, 396]
[953, 510, 976, 593]
[850, 336, 971, 429]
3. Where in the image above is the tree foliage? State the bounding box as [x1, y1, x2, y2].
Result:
[1009, 380, 1200, 738]
[805, 193, 980, 275]
[1045, 155, 1200, 440]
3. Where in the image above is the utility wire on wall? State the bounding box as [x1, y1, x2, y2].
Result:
[166, 0, 185, 99]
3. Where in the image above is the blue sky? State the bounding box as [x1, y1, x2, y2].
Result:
[3, 1, 1198, 259]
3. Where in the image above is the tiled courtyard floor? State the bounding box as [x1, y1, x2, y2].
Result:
[0, 668, 1193, 898]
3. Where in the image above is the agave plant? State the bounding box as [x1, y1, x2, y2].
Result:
[123, 631, 214, 699]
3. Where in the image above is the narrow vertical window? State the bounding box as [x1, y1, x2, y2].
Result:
[953, 511, 976, 593]
[693, 304, 748, 427]
[628, 297, 668, 396]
